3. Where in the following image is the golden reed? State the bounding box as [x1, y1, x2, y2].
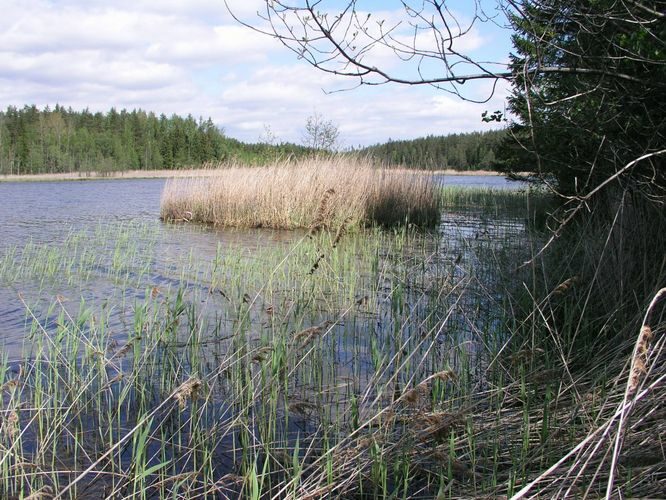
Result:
[160, 156, 440, 229]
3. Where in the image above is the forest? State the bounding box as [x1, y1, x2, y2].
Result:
[0, 105, 310, 175]
[360, 129, 505, 170]
[0, 104, 506, 175]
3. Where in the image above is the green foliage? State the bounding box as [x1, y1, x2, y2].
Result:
[494, 3, 666, 417]
[0, 105, 311, 174]
[360, 129, 506, 170]
[496, 0, 666, 195]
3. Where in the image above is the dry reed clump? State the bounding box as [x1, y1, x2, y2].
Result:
[293, 320, 335, 347]
[159, 156, 440, 229]
[173, 377, 203, 409]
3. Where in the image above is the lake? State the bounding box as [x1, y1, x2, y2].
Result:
[0, 175, 538, 498]
[0, 174, 520, 246]
[0, 175, 527, 352]
[434, 174, 520, 189]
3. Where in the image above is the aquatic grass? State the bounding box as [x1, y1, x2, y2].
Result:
[0, 221, 159, 292]
[440, 185, 556, 234]
[2, 219, 475, 496]
[160, 156, 441, 229]
[439, 185, 548, 209]
[3, 186, 662, 497]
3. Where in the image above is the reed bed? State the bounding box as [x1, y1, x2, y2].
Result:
[440, 185, 548, 209]
[0, 215, 528, 498]
[160, 156, 441, 229]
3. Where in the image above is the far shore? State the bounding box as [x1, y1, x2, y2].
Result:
[0, 167, 507, 183]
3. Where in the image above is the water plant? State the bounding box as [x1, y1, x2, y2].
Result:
[0, 186, 662, 498]
[159, 156, 441, 229]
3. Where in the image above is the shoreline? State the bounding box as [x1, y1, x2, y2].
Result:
[0, 168, 225, 183]
[0, 167, 508, 184]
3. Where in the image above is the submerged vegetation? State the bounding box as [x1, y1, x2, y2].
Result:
[160, 156, 441, 229]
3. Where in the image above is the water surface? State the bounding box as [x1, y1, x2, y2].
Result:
[0, 176, 530, 360]
[435, 174, 520, 189]
[0, 176, 538, 495]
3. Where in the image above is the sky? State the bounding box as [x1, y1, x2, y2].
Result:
[0, 0, 514, 147]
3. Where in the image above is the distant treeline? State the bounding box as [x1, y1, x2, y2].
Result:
[0, 105, 309, 175]
[361, 129, 506, 170]
[0, 105, 506, 174]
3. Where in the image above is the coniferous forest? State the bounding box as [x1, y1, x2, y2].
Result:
[0, 105, 310, 175]
[360, 129, 505, 170]
[0, 105, 506, 175]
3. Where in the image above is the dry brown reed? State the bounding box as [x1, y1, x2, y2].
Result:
[173, 377, 203, 409]
[24, 485, 54, 500]
[627, 325, 653, 396]
[309, 188, 336, 234]
[332, 216, 353, 249]
[160, 156, 440, 229]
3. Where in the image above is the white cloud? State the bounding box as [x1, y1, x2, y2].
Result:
[215, 67, 509, 145]
[145, 26, 277, 65]
[0, 50, 182, 89]
[0, 0, 513, 147]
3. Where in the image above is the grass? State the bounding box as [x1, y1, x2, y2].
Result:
[440, 185, 549, 209]
[0, 208, 523, 498]
[493, 187, 666, 498]
[0, 185, 663, 498]
[160, 156, 441, 229]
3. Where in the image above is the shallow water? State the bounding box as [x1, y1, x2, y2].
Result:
[0, 176, 528, 360]
[434, 174, 520, 189]
[0, 176, 537, 495]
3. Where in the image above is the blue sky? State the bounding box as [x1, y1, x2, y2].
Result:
[0, 0, 513, 146]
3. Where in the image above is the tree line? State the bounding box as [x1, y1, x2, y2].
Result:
[0, 104, 507, 174]
[0, 105, 310, 175]
[360, 129, 505, 170]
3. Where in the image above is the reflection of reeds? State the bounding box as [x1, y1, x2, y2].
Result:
[160, 156, 440, 229]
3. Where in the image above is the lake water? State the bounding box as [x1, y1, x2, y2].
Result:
[0, 175, 527, 360]
[434, 174, 520, 189]
[0, 179, 163, 248]
[0, 174, 520, 246]
[0, 175, 536, 496]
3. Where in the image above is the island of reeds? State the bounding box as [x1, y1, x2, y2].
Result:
[160, 156, 441, 229]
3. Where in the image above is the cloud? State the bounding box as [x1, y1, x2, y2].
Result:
[145, 26, 277, 66]
[216, 65, 509, 145]
[0, 0, 513, 147]
[2, 3, 151, 53]
[0, 50, 182, 90]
